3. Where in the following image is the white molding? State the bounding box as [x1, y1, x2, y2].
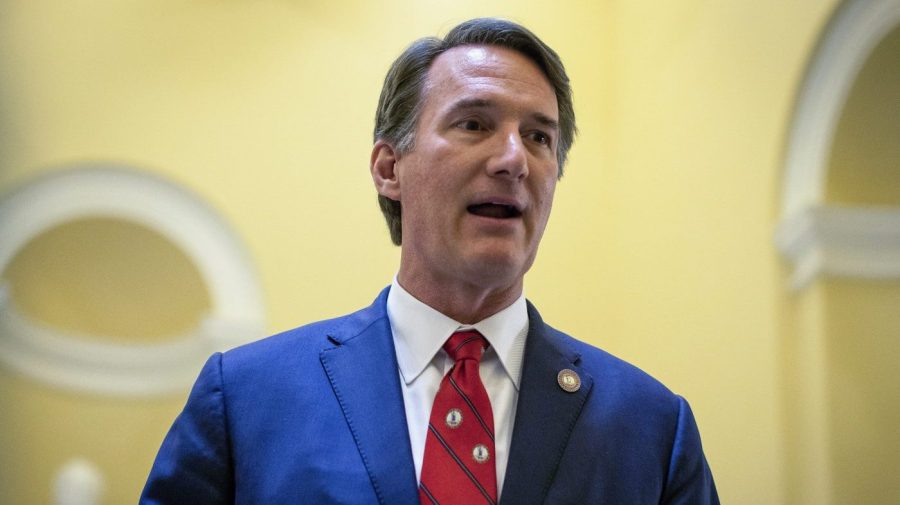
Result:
[775, 205, 900, 289]
[777, 0, 900, 289]
[0, 165, 266, 396]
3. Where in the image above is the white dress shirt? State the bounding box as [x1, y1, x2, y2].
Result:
[386, 277, 528, 498]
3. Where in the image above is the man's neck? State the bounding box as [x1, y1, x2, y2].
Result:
[395, 271, 523, 324]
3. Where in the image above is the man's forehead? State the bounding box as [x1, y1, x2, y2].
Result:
[451, 45, 494, 66]
[429, 45, 545, 84]
[424, 44, 558, 116]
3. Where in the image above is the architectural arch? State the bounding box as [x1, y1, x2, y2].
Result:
[0, 165, 266, 396]
[776, 0, 900, 289]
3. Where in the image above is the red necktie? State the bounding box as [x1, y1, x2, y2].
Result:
[419, 330, 498, 505]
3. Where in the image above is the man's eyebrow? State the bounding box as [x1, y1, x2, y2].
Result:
[532, 113, 559, 132]
[445, 97, 493, 113]
[446, 98, 560, 131]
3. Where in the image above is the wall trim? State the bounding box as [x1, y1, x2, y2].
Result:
[0, 165, 266, 396]
[775, 205, 900, 289]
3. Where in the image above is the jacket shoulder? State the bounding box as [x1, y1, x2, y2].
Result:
[221, 287, 390, 373]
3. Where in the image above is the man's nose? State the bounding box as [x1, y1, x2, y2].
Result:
[485, 131, 529, 180]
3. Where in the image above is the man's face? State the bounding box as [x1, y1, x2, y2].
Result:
[380, 45, 559, 293]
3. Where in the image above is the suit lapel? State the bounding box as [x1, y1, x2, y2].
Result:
[319, 290, 419, 505]
[500, 302, 594, 505]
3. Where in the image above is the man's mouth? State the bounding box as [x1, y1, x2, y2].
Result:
[466, 203, 522, 219]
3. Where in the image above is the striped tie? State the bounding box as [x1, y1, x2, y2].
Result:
[419, 330, 497, 505]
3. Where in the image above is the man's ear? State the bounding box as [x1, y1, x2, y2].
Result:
[370, 140, 402, 201]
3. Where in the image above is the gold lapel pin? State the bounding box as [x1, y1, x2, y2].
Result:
[557, 369, 581, 393]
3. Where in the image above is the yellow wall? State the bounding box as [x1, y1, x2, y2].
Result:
[778, 281, 832, 505]
[0, 1, 861, 503]
[0, 370, 188, 505]
[816, 25, 900, 503]
[824, 279, 900, 503]
[826, 25, 900, 206]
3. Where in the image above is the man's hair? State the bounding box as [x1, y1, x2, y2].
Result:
[373, 17, 577, 245]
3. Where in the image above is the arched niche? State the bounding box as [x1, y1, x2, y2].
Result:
[6, 216, 214, 343]
[825, 26, 900, 205]
[0, 165, 266, 396]
[775, 0, 900, 289]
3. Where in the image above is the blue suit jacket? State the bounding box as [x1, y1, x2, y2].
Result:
[141, 288, 718, 504]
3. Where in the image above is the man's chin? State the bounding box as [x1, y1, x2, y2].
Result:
[462, 249, 531, 283]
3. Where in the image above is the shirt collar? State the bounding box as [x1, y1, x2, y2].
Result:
[387, 277, 528, 390]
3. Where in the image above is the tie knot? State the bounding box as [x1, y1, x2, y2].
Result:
[443, 330, 488, 363]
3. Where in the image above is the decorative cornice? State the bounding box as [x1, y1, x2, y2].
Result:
[775, 205, 900, 289]
[0, 165, 265, 396]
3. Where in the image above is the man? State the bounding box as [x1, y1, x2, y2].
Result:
[142, 18, 718, 504]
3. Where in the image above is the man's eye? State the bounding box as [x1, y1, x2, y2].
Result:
[457, 119, 483, 131]
[530, 131, 551, 146]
